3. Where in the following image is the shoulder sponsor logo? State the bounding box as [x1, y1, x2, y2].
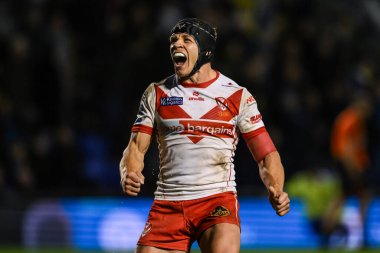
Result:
[160, 96, 183, 106]
[250, 114, 262, 124]
[246, 95, 256, 105]
[210, 206, 231, 217]
[141, 222, 152, 237]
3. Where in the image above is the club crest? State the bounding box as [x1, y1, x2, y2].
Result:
[141, 222, 152, 237]
[210, 206, 231, 217]
[215, 97, 229, 111]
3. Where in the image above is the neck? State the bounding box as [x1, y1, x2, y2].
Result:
[180, 63, 216, 84]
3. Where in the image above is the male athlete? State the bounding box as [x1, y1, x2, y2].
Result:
[120, 18, 290, 253]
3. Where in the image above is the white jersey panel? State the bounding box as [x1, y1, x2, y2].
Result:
[133, 83, 156, 129]
[237, 88, 265, 134]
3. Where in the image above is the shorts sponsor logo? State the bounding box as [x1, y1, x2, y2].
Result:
[210, 206, 231, 217]
[160, 97, 183, 106]
[141, 222, 152, 237]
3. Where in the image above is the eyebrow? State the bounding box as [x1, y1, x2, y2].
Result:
[170, 34, 194, 42]
[182, 34, 193, 40]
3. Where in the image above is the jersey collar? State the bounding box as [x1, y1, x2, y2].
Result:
[180, 70, 219, 88]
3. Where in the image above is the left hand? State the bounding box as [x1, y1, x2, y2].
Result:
[268, 186, 290, 216]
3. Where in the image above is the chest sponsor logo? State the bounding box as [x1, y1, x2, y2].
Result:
[163, 120, 235, 143]
[180, 120, 234, 137]
[189, 91, 204, 101]
[160, 97, 183, 106]
[210, 206, 231, 217]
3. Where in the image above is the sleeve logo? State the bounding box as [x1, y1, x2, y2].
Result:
[246, 95, 256, 105]
[160, 97, 183, 106]
[250, 114, 262, 124]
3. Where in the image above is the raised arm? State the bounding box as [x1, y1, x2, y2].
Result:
[120, 132, 152, 196]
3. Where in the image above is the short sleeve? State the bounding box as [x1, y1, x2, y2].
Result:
[131, 83, 156, 135]
[237, 88, 265, 138]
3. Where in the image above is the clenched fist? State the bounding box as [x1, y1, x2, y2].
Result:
[120, 169, 145, 196]
[268, 186, 290, 216]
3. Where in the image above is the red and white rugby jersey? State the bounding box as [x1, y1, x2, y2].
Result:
[132, 71, 266, 200]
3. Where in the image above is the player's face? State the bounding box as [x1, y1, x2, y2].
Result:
[170, 33, 199, 78]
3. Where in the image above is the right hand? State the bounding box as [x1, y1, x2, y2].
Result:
[120, 169, 145, 196]
[268, 186, 290, 216]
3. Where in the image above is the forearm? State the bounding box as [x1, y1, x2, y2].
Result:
[120, 132, 151, 195]
[120, 143, 145, 175]
[119, 132, 151, 176]
[258, 151, 285, 192]
[258, 151, 290, 216]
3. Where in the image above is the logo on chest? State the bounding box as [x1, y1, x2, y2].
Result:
[160, 97, 183, 106]
[215, 97, 229, 111]
[189, 91, 205, 101]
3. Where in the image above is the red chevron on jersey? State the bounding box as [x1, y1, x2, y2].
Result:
[187, 136, 203, 144]
[201, 89, 242, 121]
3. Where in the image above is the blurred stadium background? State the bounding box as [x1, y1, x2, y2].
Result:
[1, 0, 380, 252]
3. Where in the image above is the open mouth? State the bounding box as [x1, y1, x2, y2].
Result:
[172, 52, 187, 67]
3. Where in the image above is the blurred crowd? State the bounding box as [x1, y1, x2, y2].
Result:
[1, 0, 380, 198]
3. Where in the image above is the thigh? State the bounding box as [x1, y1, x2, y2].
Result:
[197, 223, 240, 253]
[189, 192, 241, 240]
[137, 200, 191, 252]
